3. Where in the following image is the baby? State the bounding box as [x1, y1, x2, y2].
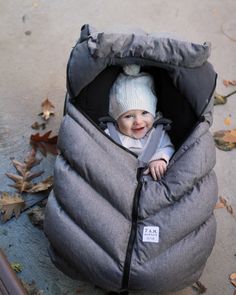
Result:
[107, 65, 175, 181]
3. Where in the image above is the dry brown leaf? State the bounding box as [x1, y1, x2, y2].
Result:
[192, 280, 207, 293]
[214, 90, 236, 106]
[26, 176, 53, 193]
[214, 93, 227, 105]
[215, 201, 225, 209]
[229, 272, 236, 287]
[27, 207, 45, 229]
[5, 149, 45, 193]
[5, 149, 53, 194]
[222, 129, 236, 143]
[215, 196, 234, 215]
[0, 192, 25, 222]
[213, 130, 236, 151]
[30, 131, 58, 156]
[223, 79, 236, 87]
[224, 115, 232, 126]
[39, 98, 55, 120]
[31, 122, 46, 130]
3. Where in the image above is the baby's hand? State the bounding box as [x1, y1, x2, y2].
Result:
[143, 159, 167, 181]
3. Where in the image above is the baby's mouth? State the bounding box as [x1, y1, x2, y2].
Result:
[132, 127, 145, 131]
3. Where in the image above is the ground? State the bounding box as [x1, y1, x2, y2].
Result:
[0, 1, 236, 294]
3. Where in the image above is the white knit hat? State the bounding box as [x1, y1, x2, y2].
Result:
[109, 65, 157, 120]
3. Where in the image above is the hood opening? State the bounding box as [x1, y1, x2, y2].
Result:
[73, 65, 198, 148]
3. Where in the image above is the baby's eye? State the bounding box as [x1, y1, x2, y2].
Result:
[142, 111, 149, 115]
[124, 114, 133, 118]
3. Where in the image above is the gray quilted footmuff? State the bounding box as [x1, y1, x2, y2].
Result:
[44, 25, 218, 293]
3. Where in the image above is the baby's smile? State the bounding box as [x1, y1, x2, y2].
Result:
[117, 109, 154, 139]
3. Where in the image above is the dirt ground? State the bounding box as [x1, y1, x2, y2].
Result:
[0, 1, 236, 294]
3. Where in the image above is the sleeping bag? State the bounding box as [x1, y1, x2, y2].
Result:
[44, 24, 218, 293]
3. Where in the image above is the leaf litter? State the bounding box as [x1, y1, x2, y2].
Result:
[224, 115, 232, 126]
[213, 129, 236, 151]
[30, 131, 58, 156]
[223, 79, 236, 87]
[229, 272, 236, 287]
[215, 196, 235, 219]
[39, 98, 55, 120]
[27, 206, 45, 230]
[0, 192, 25, 222]
[192, 280, 207, 293]
[31, 121, 46, 130]
[5, 148, 53, 193]
[214, 90, 236, 105]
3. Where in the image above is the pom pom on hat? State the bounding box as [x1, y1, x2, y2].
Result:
[109, 65, 157, 120]
[123, 64, 141, 76]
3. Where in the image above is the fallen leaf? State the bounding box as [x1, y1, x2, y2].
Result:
[5, 149, 53, 193]
[223, 79, 236, 87]
[215, 196, 234, 215]
[229, 272, 236, 287]
[31, 122, 46, 130]
[222, 129, 236, 143]
[214, 90, 236, 106]
[27, 207, 45, 229]
[26, 176, 53, 193]
[213, 130, 236, 151]
[215, 201, 225, 209]
[0, 192, 25, 222]
[214, 93, 227, 105]
[30, 131, 58, 156]
[10, 262, 23, 273]
[39, 98, 55, 120]
[224, 115, 232, 126]
[5, 149, 44, 193]
[24, 148, 42, 169]
[192, 280, 207, 293]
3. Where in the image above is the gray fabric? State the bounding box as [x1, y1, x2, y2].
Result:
[88, 31, 211, 68]
[44, 101, 217, 292]
[44, 24, 218, 293]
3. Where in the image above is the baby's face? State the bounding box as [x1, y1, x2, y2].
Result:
[117, 109, 154, 139]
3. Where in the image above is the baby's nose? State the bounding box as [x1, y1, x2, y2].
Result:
[134, 116, 142, 124]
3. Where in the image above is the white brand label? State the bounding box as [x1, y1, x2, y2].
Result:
[142, 226, 159, 243]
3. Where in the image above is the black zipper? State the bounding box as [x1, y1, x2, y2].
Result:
[121, 168, 143, 291]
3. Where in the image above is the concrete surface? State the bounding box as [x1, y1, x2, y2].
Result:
[0, 0, 236, 294]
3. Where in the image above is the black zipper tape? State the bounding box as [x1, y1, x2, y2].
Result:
[121, 168, 143, 291]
